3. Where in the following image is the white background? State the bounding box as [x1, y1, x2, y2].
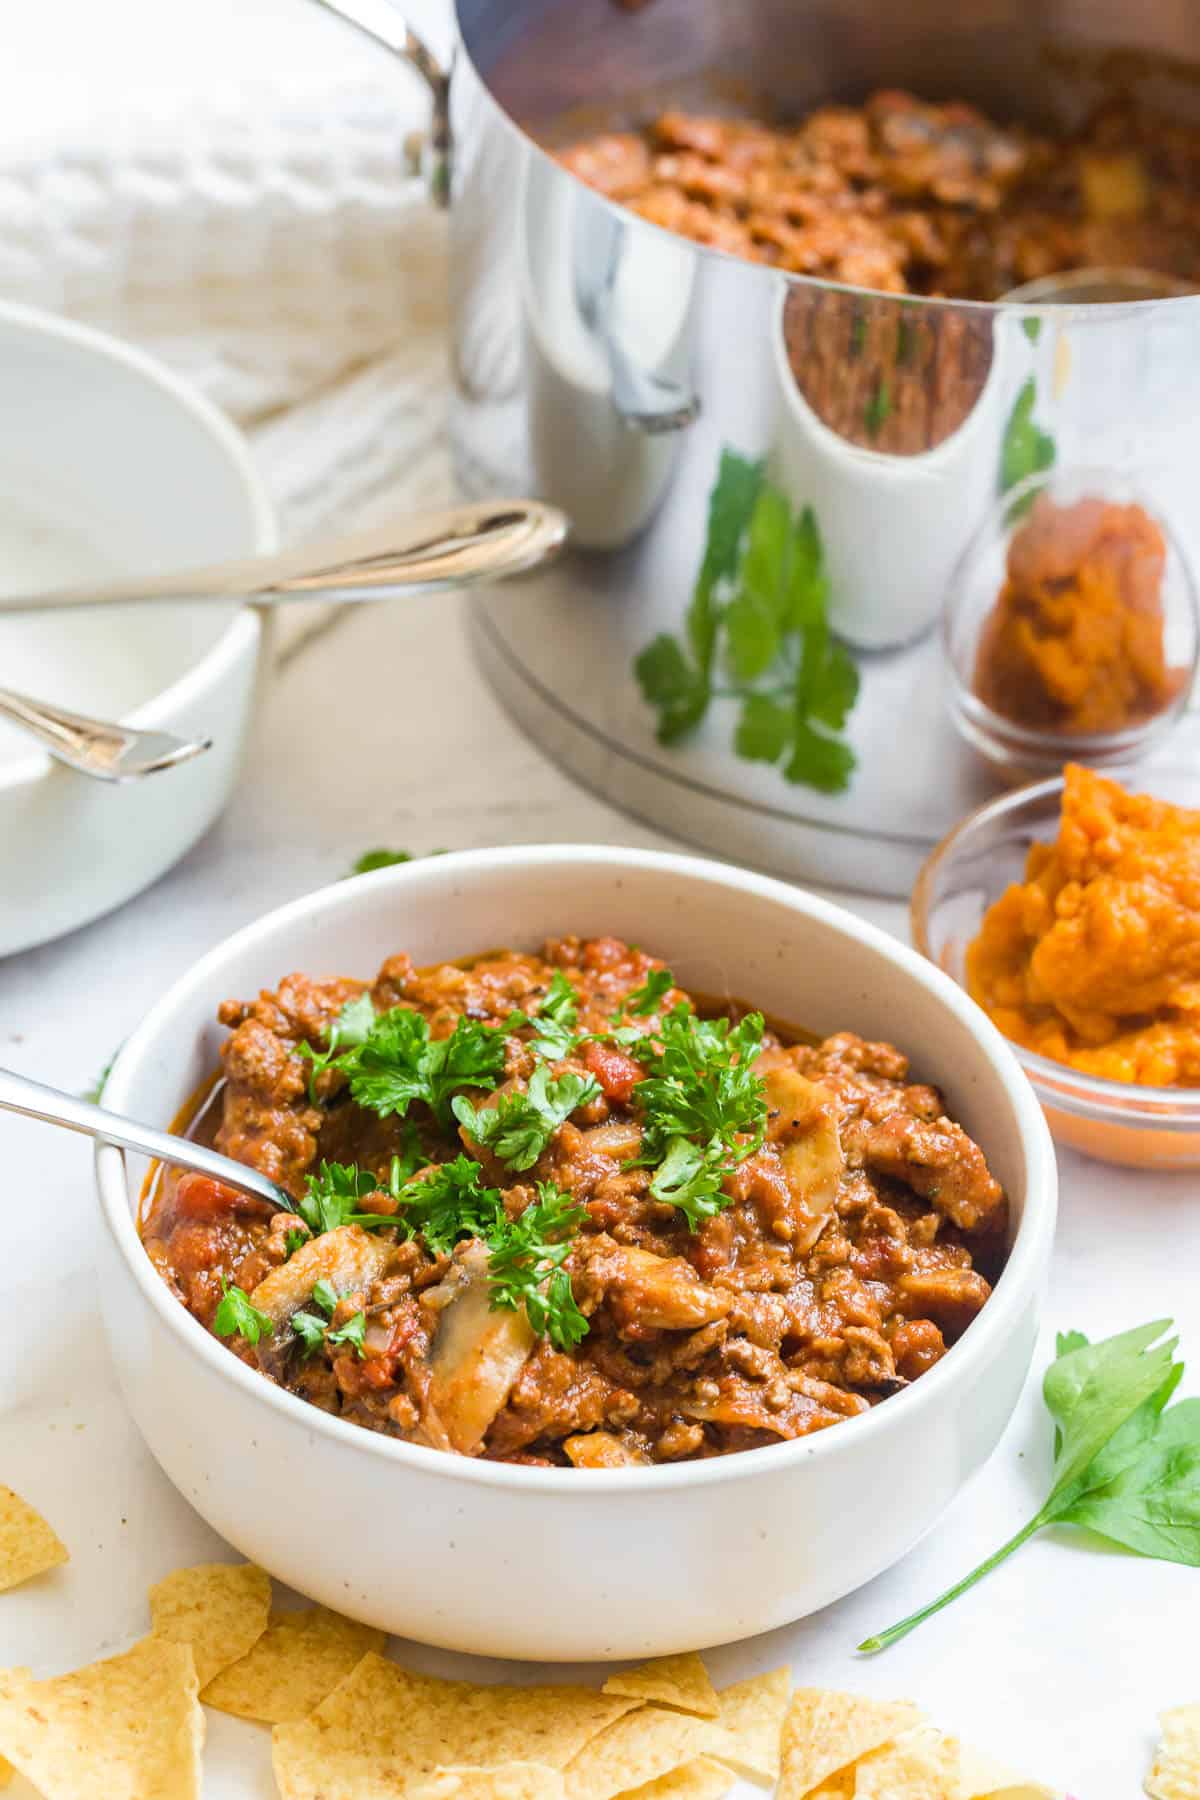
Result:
[1, 5, 1197, 1798]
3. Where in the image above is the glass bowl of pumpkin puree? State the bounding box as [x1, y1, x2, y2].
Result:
[913, 762, 1200, 1168]
[943, 469, 1199, 782]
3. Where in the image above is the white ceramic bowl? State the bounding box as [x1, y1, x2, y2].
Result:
[96, 846, 1056, 1661]
[0, 303, 275, 957]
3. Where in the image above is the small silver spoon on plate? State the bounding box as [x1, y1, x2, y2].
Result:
[0, 1065, 292, 1210]
[0, 496, 567, 778]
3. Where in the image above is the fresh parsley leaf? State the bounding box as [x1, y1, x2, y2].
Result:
[1059, 1395, 1200, 1563]
[783, 721, 857, 794]
[1042, 1320, 1179, 1501]
[344, 848, 449, 878]
[809, 640, 860, 733]
[298, 1161, 384, 1236]
[689, 448, 765, 673]
[390, 1122, 428, 1185]
[348, 848, 414, 875]
[339, 1008, 515, 1129]
[735, 694, 792, 763]
[311, 1278, 339, 1319]
[725, 485, 792, 681]
[291, 1309, 327, 1355]
[860, 1320, 1197, 1653]
[623, 968, 674, 1018]
[1022, 316, 1042, 345]
[630, 1005, 766, 1227]
[529, 970, 582, 1059]
[999, 375, 1056, 511]
[327, 1311, 367, 1358]
[452, 1066, 600, 1172]
[487, 1182, 589, 1352]
[213, 1280, 274, 1346]
[648, 1134, 731, 1229]
[634, 635, 711, 745]
[283, 1228, 308, 1260]
[396, 1155, 506, 1257]
[297, 991, 377, 1101]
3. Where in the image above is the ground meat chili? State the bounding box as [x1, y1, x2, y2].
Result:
[557, 91, 1200, 300]
[141, 937, 1009, 1468]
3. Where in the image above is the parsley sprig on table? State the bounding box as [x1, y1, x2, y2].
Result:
[625, 990, 768, 1229]
[452, 1066, 600, 1173]
[860, 1319, 1200, 1653]
[634, 449, 860, 794]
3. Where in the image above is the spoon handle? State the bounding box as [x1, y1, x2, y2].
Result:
[0, 498, 567, 616]
[0, 1067, 291, 1210]
[0, 687, 210, 780]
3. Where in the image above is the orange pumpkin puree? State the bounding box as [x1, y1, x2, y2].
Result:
[973, 495, 1181, 736]
[967, 764, 1200, 1085]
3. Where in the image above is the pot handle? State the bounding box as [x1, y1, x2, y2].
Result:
[310, 0, 452, 203]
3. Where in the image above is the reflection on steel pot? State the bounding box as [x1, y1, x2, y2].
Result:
[313, 0, 1200, 898]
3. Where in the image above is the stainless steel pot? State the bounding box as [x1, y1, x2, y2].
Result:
[317, 0, 1200, 895]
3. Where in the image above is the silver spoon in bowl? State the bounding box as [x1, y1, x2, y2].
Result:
[0, 1065, 292, 1211]
[0, 496, 568, 778]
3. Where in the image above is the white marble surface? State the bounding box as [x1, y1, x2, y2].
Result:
[0, 589, 1196, 1800]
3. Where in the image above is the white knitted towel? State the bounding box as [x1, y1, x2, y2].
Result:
[0, 0, 456, 631]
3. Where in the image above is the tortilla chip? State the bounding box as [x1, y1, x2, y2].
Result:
[273, 1654, 638, 1800]
[959, 1744, 1022, 1797]
[412, 1766, 566, 1800]
[803, 1776, 855, 1800]
[623, 1756, 737, 1800]
[852, 1728, 961, 1800]
[0, 1637, 202, 1799]
[778, 1689, 922, 1798]
[0, 1754, 10, 1788]
[0, 1487, 68, 1592]
[603, 1654, 720, 1719]
[711, 1668, 791, 1781]
[150, 1561, 271, 1688]
[975, 1789, 1058, 1799]
[1146, 1705, 1200, 1800]
[201, 1603, 384, 1724]
[565, 1703, 728, 1800]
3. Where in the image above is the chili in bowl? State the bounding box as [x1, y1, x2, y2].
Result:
[95, 847, 1055, 1659]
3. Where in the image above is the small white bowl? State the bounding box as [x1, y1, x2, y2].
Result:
[0, 302, 275, 957]
[96, 846, 1056, 1661]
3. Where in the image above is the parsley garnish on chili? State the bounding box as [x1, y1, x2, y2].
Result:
[488, 1183, 589, 1351]
[296, 991, 376, 1102]
[304, 1005, 521, 1130]
[452, 1066, 600, 1173]
[625, 995, 767, 1228]
[212, 1280, 273, 1346]
[528, 970, 584, 1060]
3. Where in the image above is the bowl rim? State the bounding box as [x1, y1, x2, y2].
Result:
[97, 843, 1057, 1493]
[0, 299, 276, 795]
[912, 767, 1200, 1117]
[459, 22, 1200, 320]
